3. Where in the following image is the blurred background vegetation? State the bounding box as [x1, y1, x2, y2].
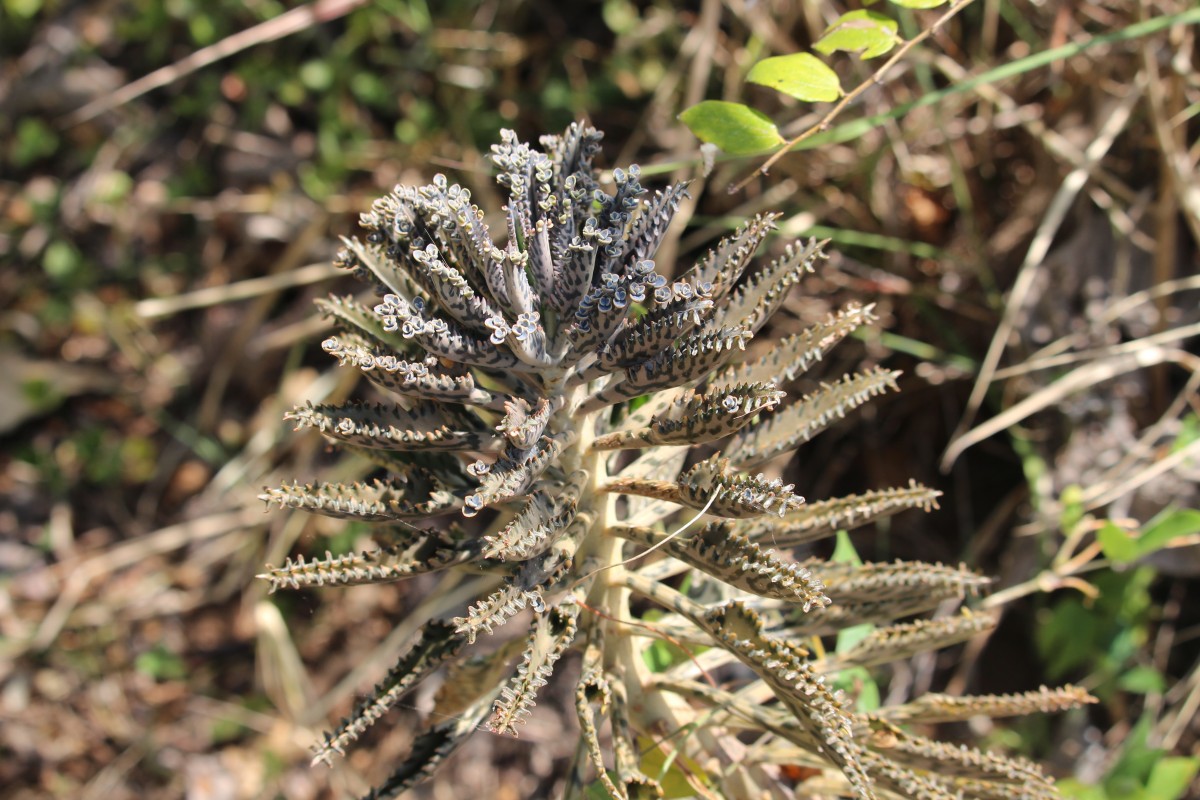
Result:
[1, 0, 1198, 798]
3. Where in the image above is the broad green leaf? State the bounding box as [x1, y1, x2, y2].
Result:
[1144, 757, 1200, 800]
[1098, 521, 1138, 564]
[679, 101, 784, 155]
[1137, 508, 1200, 557]
[815, 10, 899, 59]
[1116, 665, 1165, 695]
[888, 0, 951, 8]
[746, 54, 843, 103]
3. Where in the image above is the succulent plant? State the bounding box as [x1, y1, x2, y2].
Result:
[261, 123, 1094, 799]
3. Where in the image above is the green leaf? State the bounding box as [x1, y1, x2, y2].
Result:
[1116, 665, 1166, 695]
[135, 644, 187, 681]
[888, 0, 952, 8]
[678, 101, 784, 155]
[1059, 484, 1086, 535]
[814, 10, 899, 59]
[746, 54, 843, 103]
[1137, 508, 1200, 557]
[1144, 757, 1200, 800]
[1098, 521, 1138, 564]
[832, 530, 863, 566]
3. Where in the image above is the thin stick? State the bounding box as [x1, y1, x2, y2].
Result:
[63, 0, 367, 126]
[728, 0, 977, 195]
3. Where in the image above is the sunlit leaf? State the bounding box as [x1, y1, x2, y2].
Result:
[1137, 508, 1200, 557]
[679, 100, 784, 154]
[1145, 756, 1200, 799]
[888, 0, 952, 8]
[746, 53, 843, 102]
[1098, 521, 1138, 564]
[815, 10, 899, 59]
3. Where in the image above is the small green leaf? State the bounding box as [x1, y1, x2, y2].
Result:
[679, 101, 784, 155]
[1059, 484, 1086, 535]
[888, 0, 951, 8]
[832, 530, 863, 566]
[1098, 521, 1138, 564]
[815, 10, 899, 59]
[136, 644, 187, 681]
[746, 54, 843, 103]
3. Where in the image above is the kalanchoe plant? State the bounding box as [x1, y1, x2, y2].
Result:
[261, 123, 1095, 799]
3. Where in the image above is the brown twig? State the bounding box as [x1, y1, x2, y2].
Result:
[727, 0, 978, 195]
[62, 0, 367, 126]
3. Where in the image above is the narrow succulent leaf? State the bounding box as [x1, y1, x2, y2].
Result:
[578, 326, 752, 414]
[364, 688, 498, 800]
[404, 242, 506, 336]
[697, 601, 875, 800]
[583, 302, 705, 383]
[830, 610, 995, 670]
[286, 400, 494, 452]
[677, 455, 805, 518]
[316, 294, 412, 353]
[622, 576, 874, 799]
[591, 383, 785, 450]
[614, 522, 830, 611]
[876, 685, 1098, 725]
[866, 717, 1052, 791]
[608, 677, 664, 799]
[374, 293, 536, 371]
[463, 434, 568, 517]
[621, 183, 690, 270]
[735, 481, 943, 546]
[612, 445, 691, 526]
[605, 454, 804, 519]
[780, 591, 989, 640]
[574, 641, 626, 800]
[453, 534, 576, 643]
[488, 604, 580, 735]
[482, 490, 555, 561]
[816, 559, 991, 604]
[260, 477, 460, 521]
[726, 367, 901, 467]
[334, 235, 427, 303]
[858, 750, 960, 800]
[677, 213, 781, 303]
[321, 337, 499, 408]
[312, 620, 467, 767]
[453, 579, 543, 645]
[482, 472, 583, 560]
[714, 302, 879, 389]
[495, 397, 555, 449]
[711, 238, 824, 334]
[564, 259, 659, 356]
[259, 533, 483, 593]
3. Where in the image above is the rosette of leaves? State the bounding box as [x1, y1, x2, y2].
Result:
[261, 123, 1094, 799]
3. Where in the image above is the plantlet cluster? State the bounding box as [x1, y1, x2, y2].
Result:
[262, 123, 1094, 799]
